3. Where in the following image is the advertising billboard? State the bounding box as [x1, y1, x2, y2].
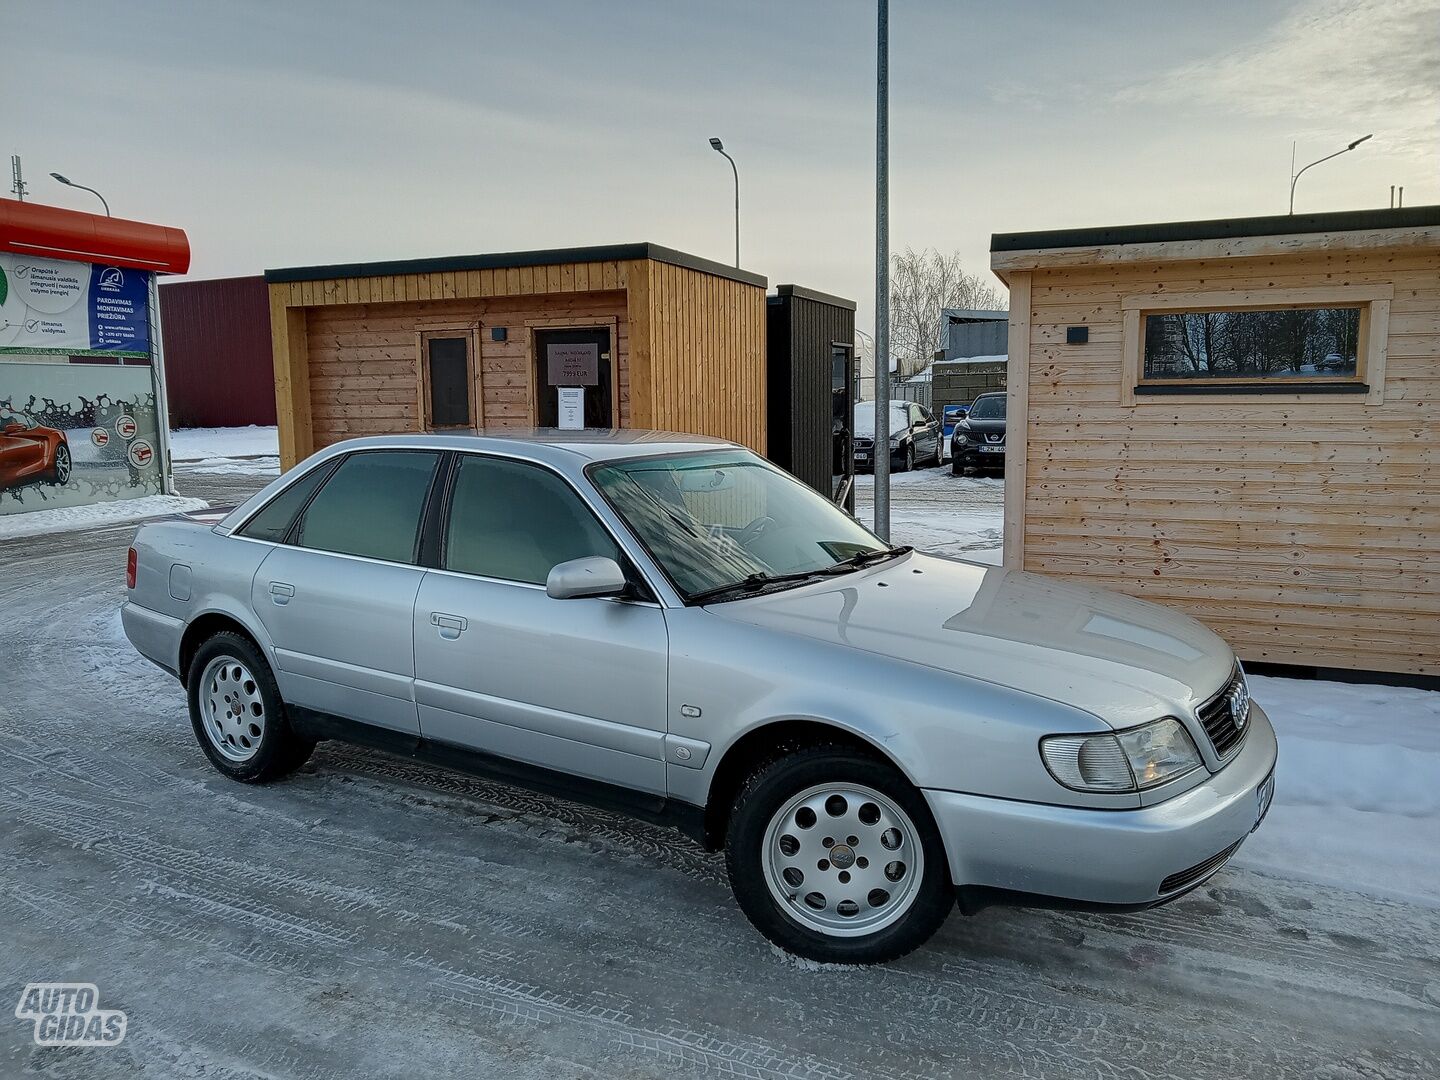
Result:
[0, 360, 163, 513]
[0, 253, 152, 357]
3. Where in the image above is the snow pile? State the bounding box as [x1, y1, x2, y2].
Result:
[0, 495, 209, 540]
[169, 426, 279, 461]
[1237, 674, 1440, 906]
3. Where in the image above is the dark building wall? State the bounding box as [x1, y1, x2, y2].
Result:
[159, 276, 276, 427]
[943, 317, 1008, 360]
[766, 285, 855, 499]
[930, 358, 1007, 414]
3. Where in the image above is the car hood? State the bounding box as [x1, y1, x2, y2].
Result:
[708, 553, 1234, 729]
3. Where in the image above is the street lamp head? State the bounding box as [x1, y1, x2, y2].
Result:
[50, 173, 71, 185]
[708, 137, 724, 151]
[1347, 134, 1373, 150]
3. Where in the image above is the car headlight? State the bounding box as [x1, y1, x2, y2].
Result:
[1040, 718, 1202, 793]
[953, 431, 968, 444]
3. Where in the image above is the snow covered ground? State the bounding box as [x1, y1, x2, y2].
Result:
[169, 425, 279, 461]
[0, 493, 208, 540]
[855, 468, 1005, 564]
[2, 444, 1435, 1077]
[1240, 674, 1440, 906]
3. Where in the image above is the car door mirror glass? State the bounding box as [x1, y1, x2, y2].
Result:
[546, 556, 628, 600]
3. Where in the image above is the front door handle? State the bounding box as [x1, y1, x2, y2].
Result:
[270, 581, 295, 606]
[430, 612, 467, 640]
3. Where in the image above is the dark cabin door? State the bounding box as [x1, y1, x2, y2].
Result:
[534, 327, 613, 429]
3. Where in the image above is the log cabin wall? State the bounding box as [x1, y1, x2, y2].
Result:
[267, 246, 768, 468]
[994, 209, 1440, 677]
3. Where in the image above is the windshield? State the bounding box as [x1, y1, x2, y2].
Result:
[852, 403, 909, 438]
[589, 449, 889, 602]
[968, 394, 1006, 420]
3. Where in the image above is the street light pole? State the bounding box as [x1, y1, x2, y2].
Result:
[1288, 135, 1372, 214]
[50, 172, 110, 216]
[708, 138, 739, 267]
[872, 0, 891, 541]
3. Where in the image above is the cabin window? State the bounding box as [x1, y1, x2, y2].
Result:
[418, 329, 480, 430]
[1121, 287, 1391, 402]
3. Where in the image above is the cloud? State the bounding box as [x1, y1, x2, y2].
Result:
[1123, 0, 1440, 157]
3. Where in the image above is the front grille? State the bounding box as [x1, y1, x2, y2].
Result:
[1197, 669, 1249, 758]
[1159, 840, 1242, 895]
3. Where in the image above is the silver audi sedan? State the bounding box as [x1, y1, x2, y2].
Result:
[122, 432, 1276, 963]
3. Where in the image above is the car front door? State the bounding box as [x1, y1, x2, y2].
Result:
[251, 449, 441, 736]
[412, 452, 669, 794]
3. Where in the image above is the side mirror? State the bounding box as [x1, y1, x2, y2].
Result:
[3, 422, 25, 435]
[546, 556, 628, 600]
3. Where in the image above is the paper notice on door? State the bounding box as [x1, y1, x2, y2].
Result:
[557, 386, 585, 430]
[547, 342, 599, 385]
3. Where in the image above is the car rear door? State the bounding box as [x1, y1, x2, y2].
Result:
[412, 452, 670, 794]
[251, 449, 441, 736]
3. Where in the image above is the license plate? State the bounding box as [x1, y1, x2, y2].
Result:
[978, 446, 1003, 454]
[1253, 771, 1275, 831]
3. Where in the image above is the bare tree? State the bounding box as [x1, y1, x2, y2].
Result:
[888, 248, 1005, 377]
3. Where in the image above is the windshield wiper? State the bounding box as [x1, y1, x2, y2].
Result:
[822, 545, 912, 574]
[686, 546, 913, 605]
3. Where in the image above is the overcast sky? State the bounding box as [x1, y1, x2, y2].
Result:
[6, 0, 1437, 332]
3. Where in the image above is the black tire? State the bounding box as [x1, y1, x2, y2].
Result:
[50, 442, 72, 485]
[186, 631, 314, 783]
[725, 746, 953, 964]
[899, 443, 914, 472]
[951, 456, 963, 476]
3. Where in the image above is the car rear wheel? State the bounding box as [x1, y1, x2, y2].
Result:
[50, 443, 71, 485]
[725, 747, 952, 963]
[187, 631, 314, 783]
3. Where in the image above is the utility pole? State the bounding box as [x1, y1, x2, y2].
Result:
[10, 155, 27, 201]
[872, 0, 891, 541]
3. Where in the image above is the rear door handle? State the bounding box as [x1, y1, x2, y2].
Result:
[270, 581, 295, 605]
[430, 612, 467, 639]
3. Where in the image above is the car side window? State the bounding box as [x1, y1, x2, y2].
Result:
[445, 455, 620, 585]
[294, 450, 440, 563]
[237, 461, 334, 543]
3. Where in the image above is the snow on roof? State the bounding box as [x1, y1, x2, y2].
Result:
[939, 353, 1008, 366]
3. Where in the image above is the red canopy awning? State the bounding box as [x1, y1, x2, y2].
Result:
[0, 198, 190, 274]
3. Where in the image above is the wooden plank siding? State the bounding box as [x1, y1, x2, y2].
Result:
[268, 254, 768, 468]
[640, 261, 768, 454]
[1010, 242, 1440, 676]
[302, 291, 629, 448]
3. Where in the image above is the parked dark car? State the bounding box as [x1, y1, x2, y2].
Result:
[950, 392, 1006, 475]
[854, 401, 942, 472]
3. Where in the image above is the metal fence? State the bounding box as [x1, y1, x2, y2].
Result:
[890, 377, 932, 410]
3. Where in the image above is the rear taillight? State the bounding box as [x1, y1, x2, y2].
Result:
[126, 547, 137, 590]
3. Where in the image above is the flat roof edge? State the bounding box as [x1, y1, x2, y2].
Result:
[771, 284, 857, 310]
[991, 205, 1440, 254]
[264, 242, 767, 289]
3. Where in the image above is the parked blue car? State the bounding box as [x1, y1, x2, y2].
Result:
[940, 404, 969, 459]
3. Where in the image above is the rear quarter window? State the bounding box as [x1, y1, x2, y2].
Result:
[236, 461, 335, 543]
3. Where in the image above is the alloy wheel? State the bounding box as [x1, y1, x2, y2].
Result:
[199, 655, 267, 762]
[761, 783, 925, 937]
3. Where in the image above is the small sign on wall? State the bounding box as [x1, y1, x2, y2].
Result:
[547, 342, 599, 386]
[557, 387, 585, 430]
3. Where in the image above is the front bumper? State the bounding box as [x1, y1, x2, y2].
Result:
[924, 703, 1277, 908]
[954, 442, 1005, 468]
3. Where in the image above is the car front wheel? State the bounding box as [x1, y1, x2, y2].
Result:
[187, 631, 314, 783]
[725, 747, 952, 963]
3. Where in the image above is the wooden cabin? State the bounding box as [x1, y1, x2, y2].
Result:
[991, 206, 1440, 678]
[265, 244, 767, 469]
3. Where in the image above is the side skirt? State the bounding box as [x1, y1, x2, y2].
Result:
[288, 706, 709, 846]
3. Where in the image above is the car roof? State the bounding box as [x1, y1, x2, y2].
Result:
[296, 429, 742, 463]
